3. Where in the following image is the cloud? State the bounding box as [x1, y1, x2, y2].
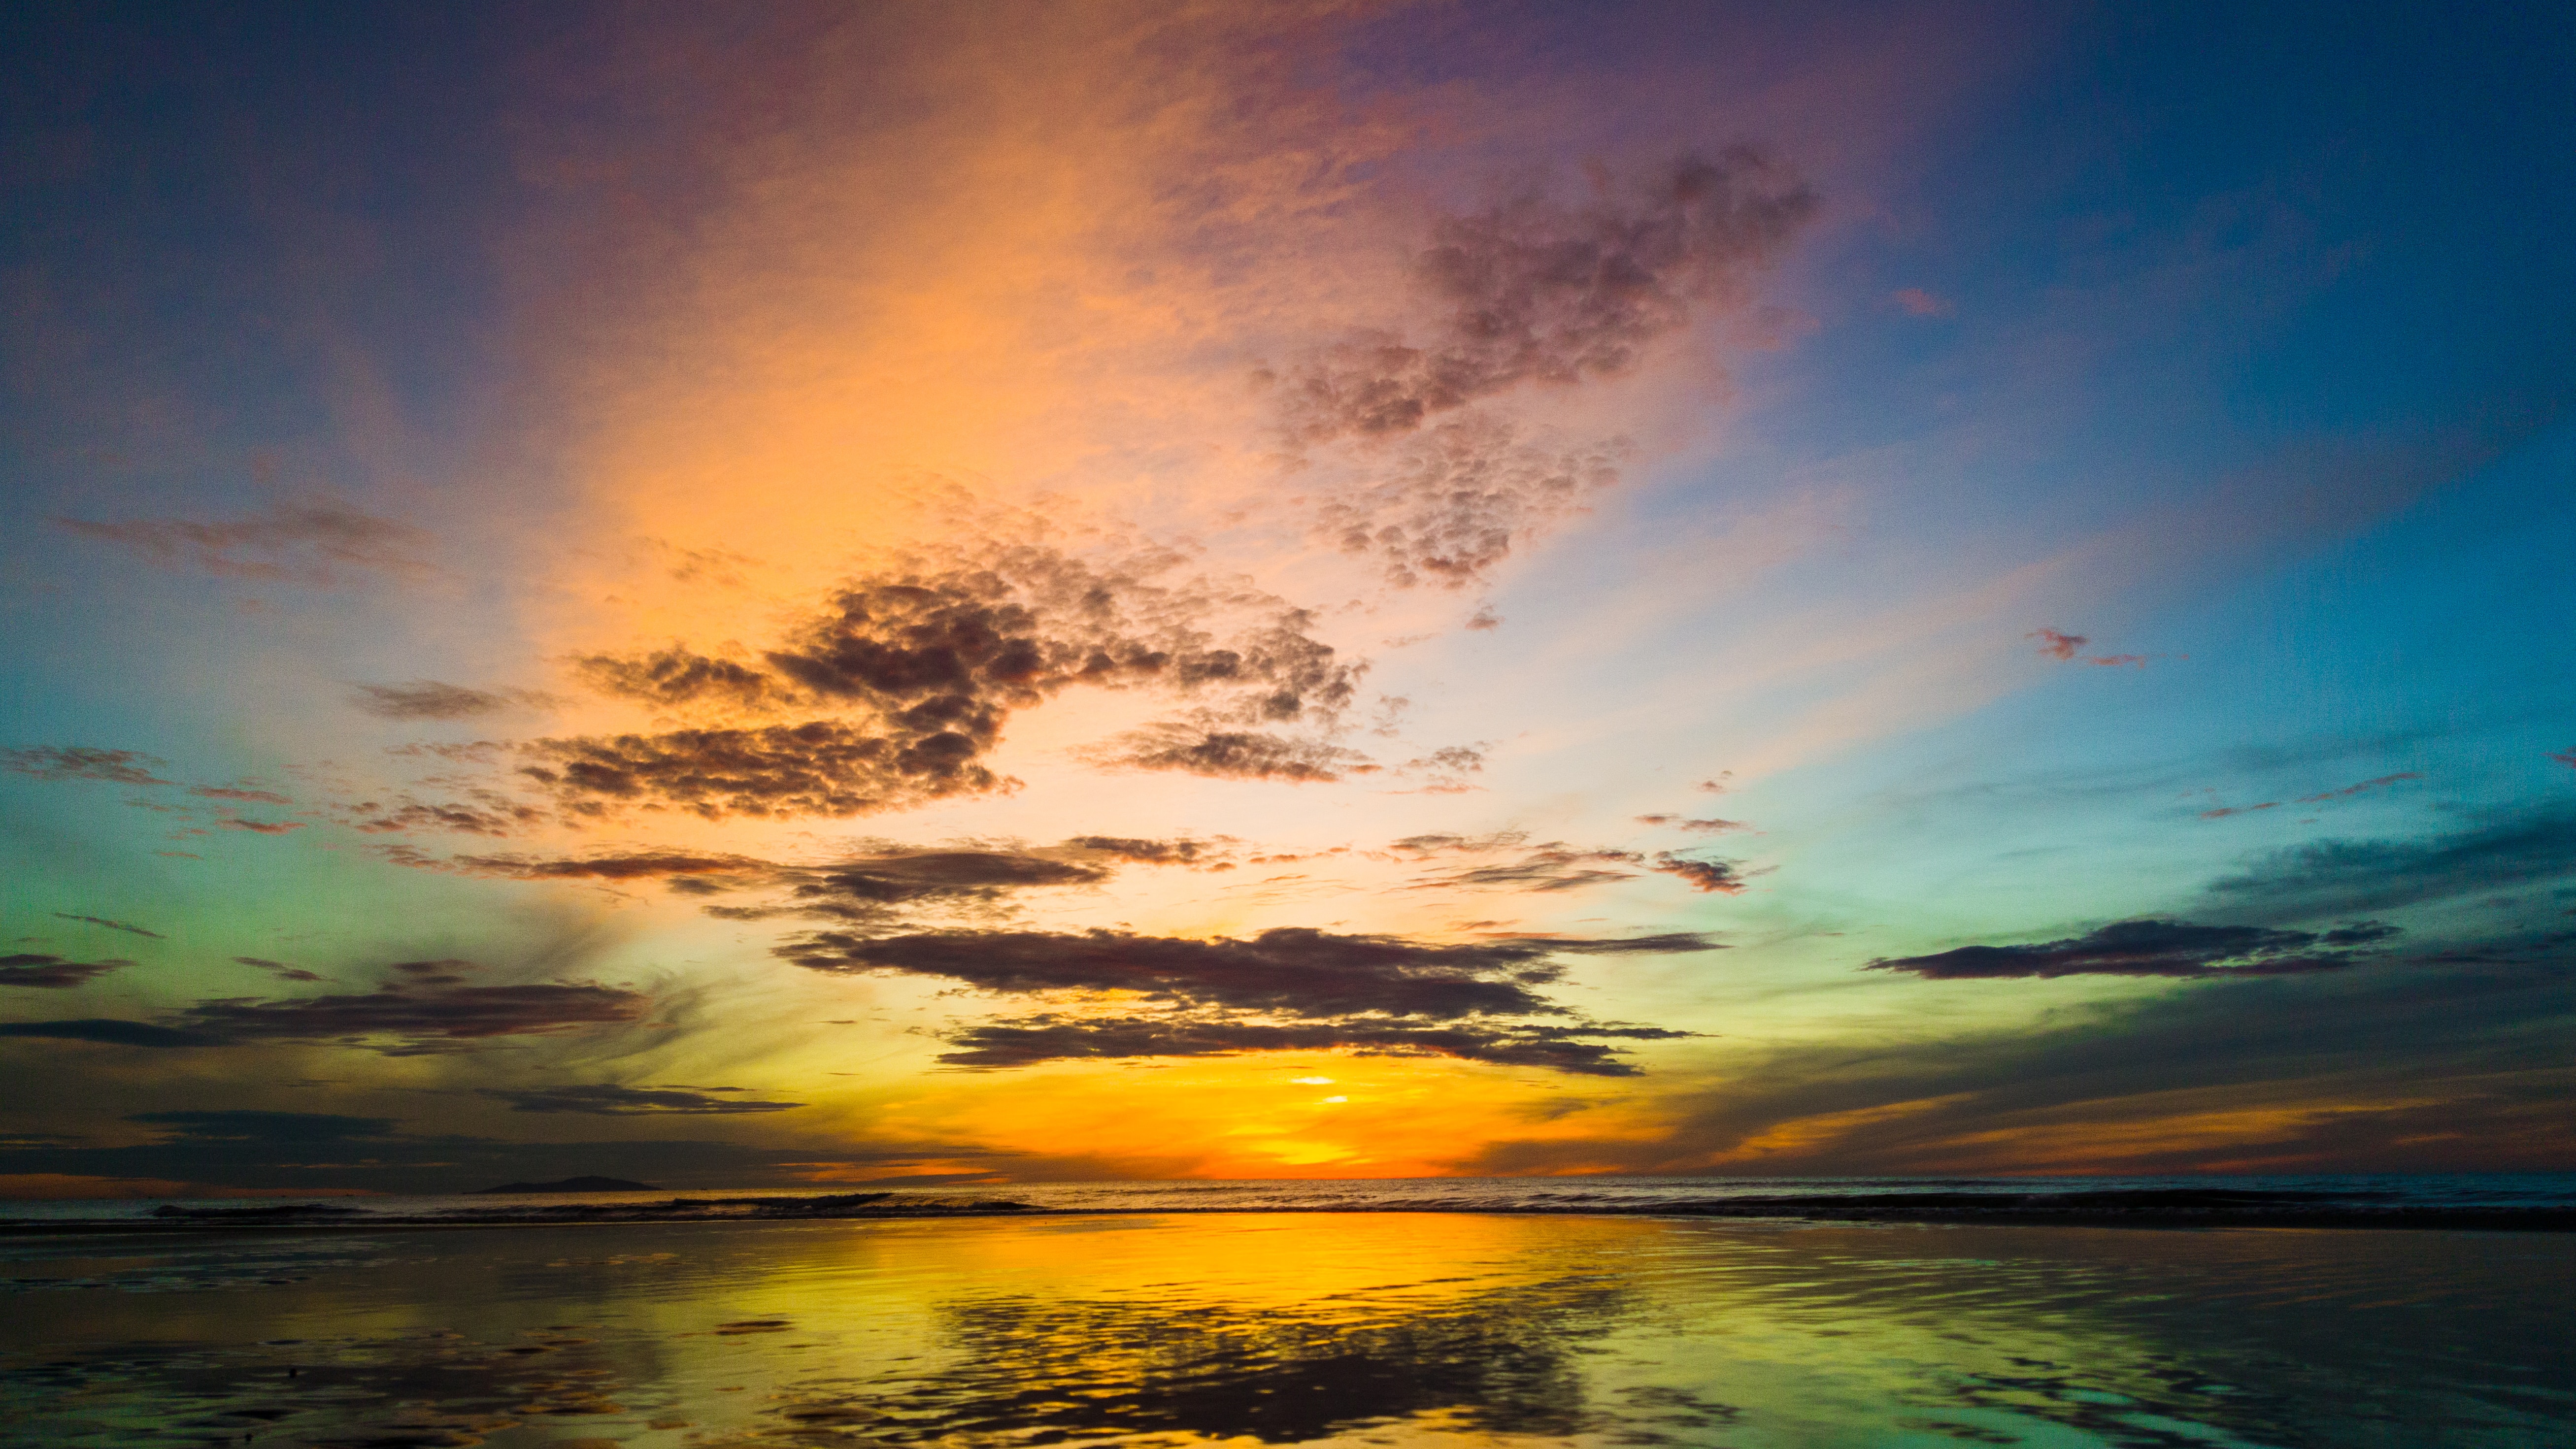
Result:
[2295, 772, 2421, 803]
[1311, 416, 1627, 590]
[349, 681, 535, 720]
[169, 976, 650, 1054]
[351, 801, 544, 836]
[0, 746, 172, 786]
[544, 546, 1366, 819]
[1652, 853, 1748, 893]
[477, 1084, 804, 1115]
[190, 786, 291, 804]
[53, 913, 162, 938]
[442, 849, 778, 884]
[937, 1015, 1694, 1076]
[0, 1019, 222, 1047]
[1890, 286, 1953, 317]
[1091, 726, 1373, 783]
[1865, 918, 2400, 980]
[235, 956, 326, 983]
[2202, 773, 2420, 822]
[523, 720, 1009, 820]
[716, 849, 1110, 924]
[214, 816, 304, 834]
[2203, 803, 2576, 918]
[0, 1109, 1003, 1195]
[1409, 845, 1643, 893]
[0, 954, 131, 988]
[53, 501, 437, 587]
[1635, 816, 1747, 833]
[2028, 627, 2153, 667]
[783, 926, 1715, 1076]
[1061, 836, 1222, 867]
[1461, 946, 2576, 1177]
[1275, 152, 1816, 447]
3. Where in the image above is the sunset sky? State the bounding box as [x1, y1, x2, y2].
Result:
[5, 1, 2573, 1196]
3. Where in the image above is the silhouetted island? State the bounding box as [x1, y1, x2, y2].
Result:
[471, 1176, 658, 1194]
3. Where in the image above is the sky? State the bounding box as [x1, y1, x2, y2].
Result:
[3, 0, 2573, 1197]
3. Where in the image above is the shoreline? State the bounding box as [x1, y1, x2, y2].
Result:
[7, 1189, 2574, 1236]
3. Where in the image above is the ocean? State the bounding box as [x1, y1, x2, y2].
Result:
[7, 1177, 2574, 1447]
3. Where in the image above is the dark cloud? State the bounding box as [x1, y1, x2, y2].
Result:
[1865, 919, 2400, 981]
[545, 547, 1366, 819]
[351, 800, 543, 835]
[478, 1084, 804, 1115]
[1410, 846, 1643, 893]
[0, 1019, 221, 1047]
[787, 926, 1585, 1019]
[523, 720, 1008, 820]
[1461, 946, 2576, 1177]
[350, 681, 521, 720]
[214, 816, 304, 834]
[938, 1015, 1694, 1076]
[0, 953, 131, 988]
[446, 849, 777, 883]
[784, 926, 1715, 1075]
[1093, 726, 1373, 782]
[1312, 418, 1628, 590]
[53, 501, 436, 586]
[0, 745, 172, 786]
[192, 786, 291, 805]
[1276, 152, 1815, 446]
[1062, 836, 1222, 867]
[1653, 853, 1748, 894]
[2203, 804, 2576, 918]
[0, 1110, 1003, 1195]
[235, 956, 326, 983]
[170, 977, 649, 1054]
[574, 647, 780, 710]
[714, 849, 1110, 924]
[53, 913, 162, 938]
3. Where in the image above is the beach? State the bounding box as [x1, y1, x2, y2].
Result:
[9, 1203, 2574, 1447]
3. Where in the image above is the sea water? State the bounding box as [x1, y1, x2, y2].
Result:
[5, 1185, 2574, 1446]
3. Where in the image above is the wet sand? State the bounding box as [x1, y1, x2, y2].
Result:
[7, 1213, 2573, 1447]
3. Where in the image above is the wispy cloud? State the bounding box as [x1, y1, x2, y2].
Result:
[53, 501, 437, 587]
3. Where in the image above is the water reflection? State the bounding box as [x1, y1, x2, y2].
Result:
[3, 1214, 2571, 1448]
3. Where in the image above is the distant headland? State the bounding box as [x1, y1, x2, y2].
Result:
[470, 1176, 658, 1194]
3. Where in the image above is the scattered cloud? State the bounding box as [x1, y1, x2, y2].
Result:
[1652, 853, 1748, 893]
[782, 925, 1714, 1075]
[1890, 287, 1953, 317]
[190, 785, 292, 804]
[2028, 627, 2154, 667]
[1311, 416, 1627, 590]
[235, 956, 326, 983]
[1061, 836, 1224, 867]
[1865, 918, 2401, 980]
[350, 800, 543, 835]
[1275, 152, 1816, 447]
[2296, 772, 2420, 803]
[0, 1019, 221, 1047]
[938, 1014, 1694, 1076]
[1092, 725, 1373, 783]
[1635, 816, 1747, 833]
[1, 746, 172, 787]
[2204, 804, 2576, 918]
[53, 913, 162, 939]
[1409, 845, 1642, 893]
[350, 681, 544, 720]
[215, 816, 305, 835]
[0, 953, 131, 988]
[53, 501, 437, 587]
[543, 545, 1366, 819]
[169, 975, 650, 1054]
[477, 1084, 803, 1115]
